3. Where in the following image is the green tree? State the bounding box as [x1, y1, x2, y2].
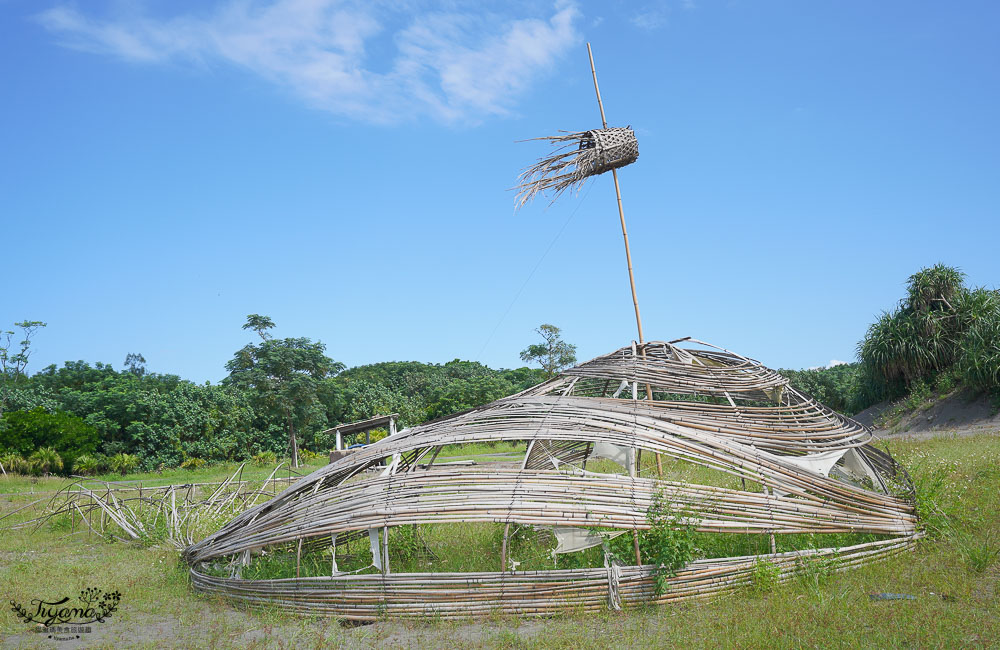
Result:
[520, 324, 577, 378]
[425, 374, 515, 420]
[224, 315, 342, 467]
[0, 320, 47, 417]
[124, 353, 147, 377]
[243, 314, 276, 341]
[0, 320, 47, 381]
[779, 364, 861, 415]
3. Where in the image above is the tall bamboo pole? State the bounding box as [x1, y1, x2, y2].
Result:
[588, 43, 648, 562]
[587, 43, 644, 345]
[587, 43, 662, 479]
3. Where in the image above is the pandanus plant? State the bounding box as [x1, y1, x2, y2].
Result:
[28, 447, 63, 477]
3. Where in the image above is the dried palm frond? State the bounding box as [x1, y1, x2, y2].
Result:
[514, 127, 639, 209]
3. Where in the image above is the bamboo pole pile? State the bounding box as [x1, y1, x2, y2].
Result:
[1, 464, 296, 547]
[183, 339, 918, 619]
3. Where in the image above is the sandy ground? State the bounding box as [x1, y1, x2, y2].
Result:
[854, 388, 1000, 441]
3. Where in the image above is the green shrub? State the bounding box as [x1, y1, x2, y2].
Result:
[180, 457, 206, 471]
[109, 453, 139, 476]
[956, 291, 1000, 393]
[1, 408, 98, 474]
[748, 558, 782, 595]
[28, 446, 63, 476]
[933, 369, 960, 396]
[0, 452, 28, 475]
[642, 489, 698, 595]
[858, 265, 1000, 400]
[72, 454, 102, 476]
[252, 451, 277, 466]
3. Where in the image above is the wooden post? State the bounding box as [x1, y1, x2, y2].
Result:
[628, 446, 642, 565]
[382, 526, 390, 574]
[501, 522, 511, 572]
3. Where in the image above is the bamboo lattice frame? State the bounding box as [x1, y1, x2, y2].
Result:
[183, 338, 918, 619]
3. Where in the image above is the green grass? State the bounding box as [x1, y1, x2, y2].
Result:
[2, 434, 999, 648]
[436, 441, 524, 459]
[0, 457, 330, 495]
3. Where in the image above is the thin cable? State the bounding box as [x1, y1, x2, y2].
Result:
[476, 182, 595, 360]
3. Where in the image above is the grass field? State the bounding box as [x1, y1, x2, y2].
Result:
[1, 434, 998, 648]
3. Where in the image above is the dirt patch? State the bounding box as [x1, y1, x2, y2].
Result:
[861, 389, 1000, 441]
[972, 565, 1000, 604]
[1, 609, 552, 649]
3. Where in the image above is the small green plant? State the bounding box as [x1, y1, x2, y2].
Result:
[28, 446, 64, 476]
[905, 379, 933, 411]
[955, 533, 1000, 573]
[795, 546, 838, 595]
[299, 449, 321, 461]
[180, 457, 206, 471]
[642, 489, 698, 595]
[109, 452, 140, 476]
[252, 451, 277, 466]
[909, 458, 954, 537]
[390, 524, 425, 564]
[748, 558, 782, 595]
[933, 369, 959, 396]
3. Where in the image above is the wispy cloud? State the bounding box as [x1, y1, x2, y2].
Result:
[630, 1, 669, 30]
[807, 359, 850, 370]
[629, 0, 694, 30]
[36, 1, 580, 124]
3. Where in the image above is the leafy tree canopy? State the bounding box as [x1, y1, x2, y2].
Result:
[224, 315, 343, 466]
[520, 324, 577, 378]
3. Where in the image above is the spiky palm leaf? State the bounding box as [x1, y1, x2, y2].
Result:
[73, 454, 101, 476]
[29, 447, 63, 476]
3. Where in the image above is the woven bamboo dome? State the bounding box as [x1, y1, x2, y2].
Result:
[183, 338, 918, 620]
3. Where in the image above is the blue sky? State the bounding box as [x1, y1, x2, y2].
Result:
[2, 0, 998, 383]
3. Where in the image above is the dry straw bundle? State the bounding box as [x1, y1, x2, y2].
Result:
[514, 127, 639, 208]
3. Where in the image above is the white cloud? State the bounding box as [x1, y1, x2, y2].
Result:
[36, 1, 580, 124]
[805, 360, 850, 371]
[629, 0, 694, 30]
[630, 1, 669, 30]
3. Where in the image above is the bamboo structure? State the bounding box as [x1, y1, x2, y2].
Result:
[182, 339, 919, 619]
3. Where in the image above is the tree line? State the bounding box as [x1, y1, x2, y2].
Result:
[3, 264, 997, 477]
[0, 319, 572, 476]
